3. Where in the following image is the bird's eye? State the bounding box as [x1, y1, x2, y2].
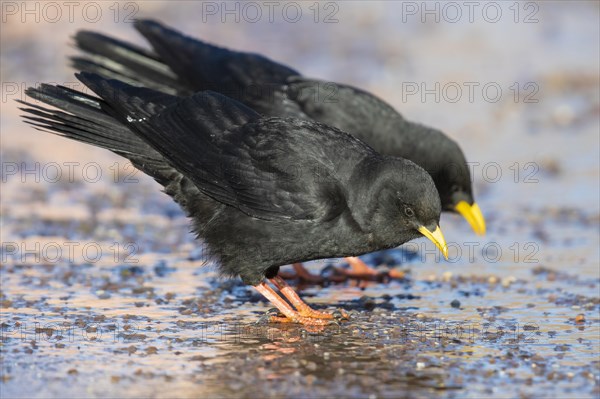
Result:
[451, 184, 460, 193]
[404, 206, 415, 217]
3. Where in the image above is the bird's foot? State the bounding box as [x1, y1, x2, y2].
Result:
[253, 278, 349, 326]
[279, 263, 326, 284]
[335, 258, 406, 286]
[345, 256, 378, 276]
[298, 305, 350, 320]
[281, 259, 404, 286]
[270, 275, 349, 320]
[267, 314, 338, 326]
[262, 308, 345, 325]
[298, 307, 349, 320]
[297, 308, 334, 319]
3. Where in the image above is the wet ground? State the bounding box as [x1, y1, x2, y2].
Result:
[1, 2, 599, 398]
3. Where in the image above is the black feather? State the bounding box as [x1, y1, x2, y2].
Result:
[72, 19, 476, 212]
[19, 75, 442, 286]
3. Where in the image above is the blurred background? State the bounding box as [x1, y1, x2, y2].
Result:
[1, 2, 599, 398]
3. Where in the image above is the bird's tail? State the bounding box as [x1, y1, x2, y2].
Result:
[73, 19, 299, 100]
[17, 82, 176, 185]
[134, 19, 298, 91]
[71, 30, 191, 96]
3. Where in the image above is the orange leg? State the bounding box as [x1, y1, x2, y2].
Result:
[292, 258, 377, 279]
[343, 257, 408, 288]
[283, 263, 347, 284]
[343, 257, 407, 282]
[253, 282, 331, 326]
[291, 263, 325, 283]
[283, 259, 377, 283]
[280, 258, 403, 285]
[269, 275, 348, 320]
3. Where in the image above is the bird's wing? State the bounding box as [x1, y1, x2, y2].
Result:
[133, 19, 299, 93]
[134, 94, 354, 221]
[77, 73, 356, 221]
[285, 77, 407, 137]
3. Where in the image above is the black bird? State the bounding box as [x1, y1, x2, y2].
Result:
[18, 73, 448, 325]
[71, 19, 486, 237]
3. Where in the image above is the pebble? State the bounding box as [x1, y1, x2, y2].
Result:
[451, 299, 461, 309]
[502, 276, 516, 287]
[95, 290, 111, 299]
[145, 346, 158, 355]
[552, 104, 575, 126]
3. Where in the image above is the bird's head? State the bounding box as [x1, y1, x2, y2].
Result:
[404, 124, 486, 236]
[361, 156, 448, 259]
[430, 138, 486, 236]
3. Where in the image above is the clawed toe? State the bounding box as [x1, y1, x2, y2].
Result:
[271, 315, 333, 326]
[254, 278, 349, 327]
[256, 308, 282, 324]
[259, 307, 348, 326]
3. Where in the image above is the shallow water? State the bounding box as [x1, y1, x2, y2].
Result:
[1, 2, 599, 398]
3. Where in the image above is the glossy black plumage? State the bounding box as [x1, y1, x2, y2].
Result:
[19, 73, 442, 286]
[71, 19, 476, 215]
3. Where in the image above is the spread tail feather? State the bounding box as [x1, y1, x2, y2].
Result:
[72, 30, 191, 95]
[18, 82, 176, 186]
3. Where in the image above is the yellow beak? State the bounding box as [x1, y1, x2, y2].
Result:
[455, 201, 486, 236]
[417, 225, 448, 260]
